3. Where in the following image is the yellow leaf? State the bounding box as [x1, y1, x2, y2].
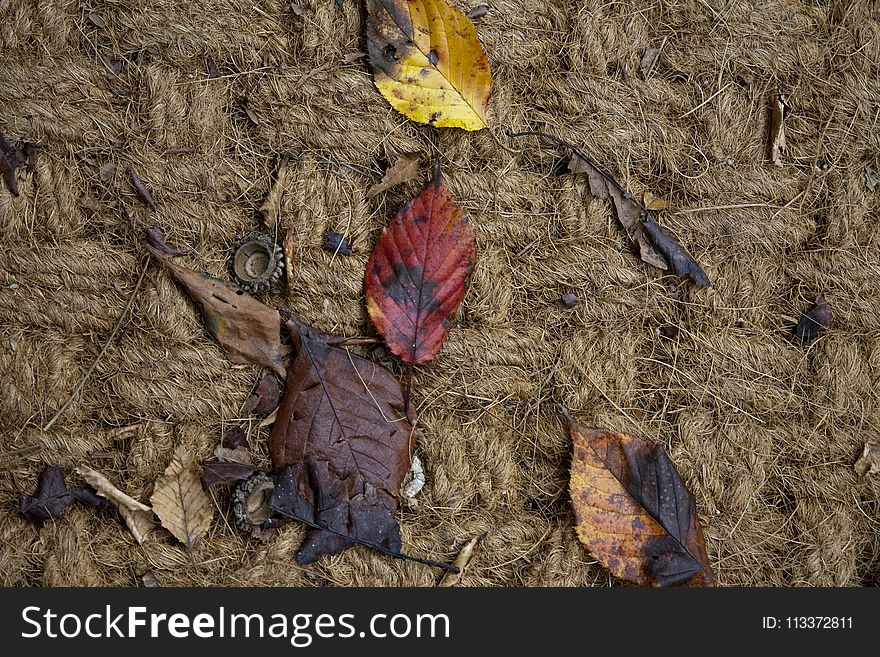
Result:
[366, 0, 491, 131]
[643, 191, 670, 211]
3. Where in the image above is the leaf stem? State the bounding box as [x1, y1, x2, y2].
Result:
[271, 506, 459, 573]
[505, 128, 631, 200]
[404, 363, 414, 423]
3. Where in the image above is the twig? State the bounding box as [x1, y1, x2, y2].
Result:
[404, 364, 414, 423]
[271, 506, 459, 573]
[43, 260, 149, 431]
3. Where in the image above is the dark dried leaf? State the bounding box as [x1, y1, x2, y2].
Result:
[794, 293, 832, 341]
[643, 219, 711, 287]
[144, 226, 186, 256]
[322, 229, 353, 256]
[24, 143, 38, 174]
[18, 465, 109, 524]
[566, 411, 715, 587]
[242, 369, 283, 417]
[200, 459, 258, 488]
[222, 427, 249, 450]
[658, 324, 679, 339]
[364, 165, 476, 364]
[206, 56, 221, 78]
[0, 132, 23, 196]
[87, 13, 107, 28]
[268, 317, 412, 564]
[241, 100, 260, 126]
[128, 165, 155, 207]
[569, 154, 668, 271]
[467, 5, 489, 20]
[142, 230, 289, 377]
[561, 293, 577, 308]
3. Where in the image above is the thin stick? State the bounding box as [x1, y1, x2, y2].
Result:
[43, 259, 149, 431]
[404, 363, 414, 423]
[271, 506, 458, 573]
[505, 128, 629, 197]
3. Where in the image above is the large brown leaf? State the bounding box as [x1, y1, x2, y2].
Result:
[566, 411, 715, 587]
[364, 165, 476, 364]
[142, 231, 288, 377]
[269, 317, 413, 564]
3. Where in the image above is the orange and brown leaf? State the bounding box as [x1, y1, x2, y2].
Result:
[142, 230, 288, 377]
[364, 166, 476, 364]
[366, 0, 491, 131]
[566, 411, 715, 587]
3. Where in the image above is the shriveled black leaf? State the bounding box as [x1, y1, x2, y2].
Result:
[18, 465, 110, 524]
[561, 293, 577, 308]
[201, 459, 258, 488]
[129, 165, 155, 207]
[467, 5, 489, 19]
[206, 56, 221, 78]
[323, 229, 353, 255]
[643, 219, 711, 287]
[794, 293, 832, 341]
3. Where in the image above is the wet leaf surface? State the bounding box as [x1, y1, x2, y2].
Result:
[366, 0, 491, 130]
[364, 165, 476, 364]
[566, 410, 715, 587]
[268, 316, 412, 564]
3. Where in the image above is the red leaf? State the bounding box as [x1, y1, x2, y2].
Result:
[364, 165, 476, 364]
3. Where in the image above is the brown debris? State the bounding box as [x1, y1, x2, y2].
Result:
[366, 153, 420, 198]
[794, 293, 832, 341]
[854, 443, 880, 478]
[768, 92, 787, 167]
[643, 219, 711, 287]
[128, 165, 155, 207]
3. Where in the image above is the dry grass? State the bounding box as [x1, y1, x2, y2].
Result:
[1, 0, 879, 586]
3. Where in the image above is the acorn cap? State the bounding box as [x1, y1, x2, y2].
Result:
[232, 472, 275, 532]
[231, 234, 284, 293]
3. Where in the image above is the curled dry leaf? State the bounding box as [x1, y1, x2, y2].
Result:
[0, 132, 26, 196]
[854, 443, 880, 478]
[269, 317, 413, 564]
[643, 219, 711, 287]
[19, 465, 109, 524]
[283, 225, 297, 295]
[214, 445, 253, 465]
[150, 449, 214, 552]
[367, 153, 421, 198]
[794, 293, 832, 341]
[364, 165, 476, 364]
[438, 535, 481, 587]
[568, 152, 668, 271]
[76, 466, 156, 544]
[769, 92, 786, 167]
[565, 410, 715, 587]
[142, 230, 289, 377]
[366, 0, 491, 130]
[128, 165, 155, 207]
